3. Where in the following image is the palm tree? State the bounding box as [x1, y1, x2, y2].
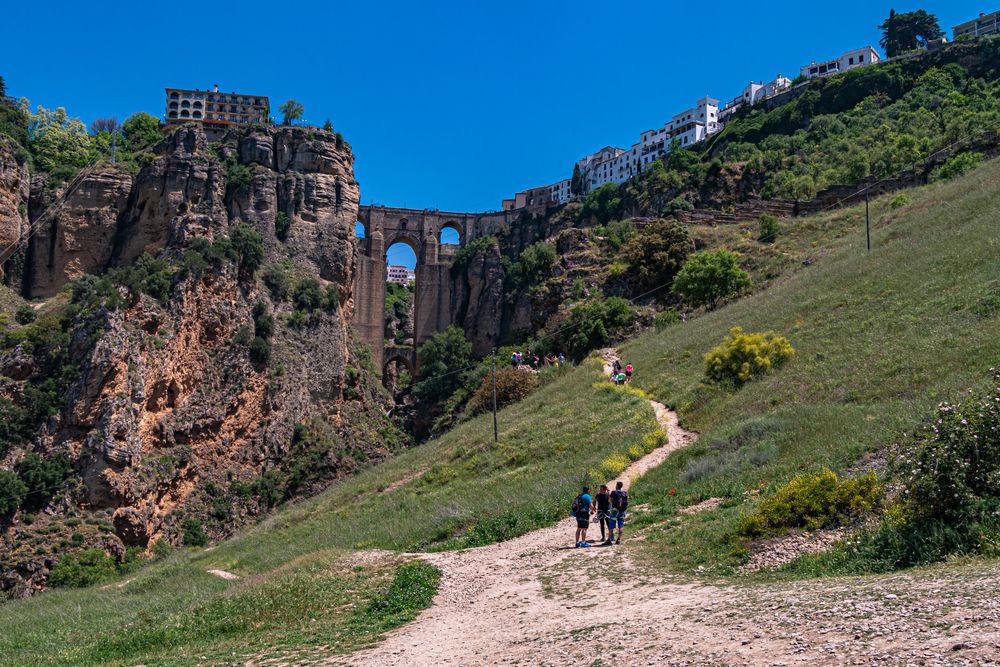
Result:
[279, 100, 305, 125]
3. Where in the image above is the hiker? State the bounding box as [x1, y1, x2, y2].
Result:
[572, 485, 594, 548]
[594, 484, 613, 545]
[612, 359, 621, 375]
[615, 372, 627, 385]
[609, 481, 629, 544]
[511, 351, 519, 369]
[624, 363, 633, 383]
[558, 352, 565, 365]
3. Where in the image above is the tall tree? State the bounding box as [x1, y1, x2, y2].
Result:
[879, 8, 944, 57]
[89, 117, 120, 135]
[121, 112, 162, 151]
[570, 163, 584, 196]
[0, 75, 6, 98]
[279, 100, 305, 125]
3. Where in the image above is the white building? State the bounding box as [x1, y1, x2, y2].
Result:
[800, 46, 881, 79]
[387, 265, 413, 284]
[719, 75, 792, 122]
[578, 97, 720, 193]
[547, 178, 573, 205]
[953, 11, 1000, 39]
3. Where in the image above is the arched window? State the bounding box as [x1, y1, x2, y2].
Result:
[399, 218, 408, 230]
[169, 101, 178, 110]
[193, 100, 203, 109]
[180, 110, 190, 118]
[169, 92, 179, 99]
[439, 226, 460, 245]
[181, 100, 191, 108]
[192, 111, 203, 119]
[168, 111, 178, 119]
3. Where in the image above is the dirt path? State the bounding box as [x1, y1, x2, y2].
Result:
[331, 349, 704, 666]
[329, 349, 1000, 666]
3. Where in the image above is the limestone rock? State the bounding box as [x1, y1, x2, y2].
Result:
[0, 136, 29, 280]
[26, 166, 133, 297]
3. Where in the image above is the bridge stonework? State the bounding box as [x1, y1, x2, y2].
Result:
[353, 205, 519, 372]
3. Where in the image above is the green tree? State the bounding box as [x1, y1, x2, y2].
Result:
[0, 75, 6, 98]
[16, 452, 72, 512]
[293, 278, 324, 311]
[620, 218, 691, 293]
[414, 326, 472, 400]
[21, 102, 93, 176]
[322, 119, 333, 132]
[879, 9, 944, 57]
[504, 241, 556, 296]
[279, 100, 305, 125]
[570, 163, 584, 196]
[0, 470, 27, 518]
[121, 112, 161, 152]
[230, 224, 264, 277]
[581, 183, 622, 224]
[560, 297, 634, 361]
[275, 211, 292, 241]
[182, 518, 208, 547]
[673, 249, 752, 308]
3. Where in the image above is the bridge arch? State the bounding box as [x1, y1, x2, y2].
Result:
[351, 205, 520, 377]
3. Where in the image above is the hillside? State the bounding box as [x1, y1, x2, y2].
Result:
[2, 153, 1000, 664]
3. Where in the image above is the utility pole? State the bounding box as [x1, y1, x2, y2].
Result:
[865, 184, 871, 253]
[491, 348, 498, 443]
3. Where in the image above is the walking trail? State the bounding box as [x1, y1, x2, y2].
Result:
[329, 349, 1000, 666]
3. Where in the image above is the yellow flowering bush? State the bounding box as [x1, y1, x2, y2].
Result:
[704, 327, 794, 386]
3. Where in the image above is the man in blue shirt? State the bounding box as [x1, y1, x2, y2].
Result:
[573, 485, 594, 548]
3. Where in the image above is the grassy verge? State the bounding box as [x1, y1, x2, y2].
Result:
[0, 356, 658, 664]
[0, 551, 437, 666]
[622, 157, 1000, 575]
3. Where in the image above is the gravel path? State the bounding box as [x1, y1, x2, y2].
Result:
[327, 350, 1000, 666]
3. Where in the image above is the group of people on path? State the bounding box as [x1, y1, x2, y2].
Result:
[511, 351, 565, 370]
[571, 482, 629, 548]
[610, 359, 633, 385]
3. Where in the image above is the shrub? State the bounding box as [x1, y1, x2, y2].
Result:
[738, 469, 880, 538]
[233, 325, 252, 346]
[504, 241, 556, 297]
[224, 155, 253, 195]
[286, 310, 308, 330]
[450, 235, 498, 278]
[594, 218, 636, 251]
[466, 368, 538, 415]
[275, 212, 292, 241]
[663, 196, 693, 215]
[933, 151, 982, 181]
[17, 452, 73, 512]
[704, 326, 794, 386]
[182, 518, 208, 547]
[0, 470, 27, 517]
[673, 250, 752, 308]
[293, 278, 324, 311]
[230, 224, 264, 277]
[653, 309, 681, 330]
[620, 219, 691, 293]
[263, 261, 292, 301]
[559, 296, 634, 361]
[48, 548, 118, 588]
[15, 305, 36, 325]
[249, 337, 270, 365]
[757, 214, 779, 243]
[889, 193, 910, 208]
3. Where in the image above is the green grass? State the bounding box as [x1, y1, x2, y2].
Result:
[623, 157, 1000, 575]
[0, 357, 659, 665]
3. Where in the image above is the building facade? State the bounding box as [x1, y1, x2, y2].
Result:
[719, 75, 792, 122]
[165, 85, 269, 128]
[387, 265, 414, 284]
[953, 11, 1000, 39]
[800, 46, 880, 79]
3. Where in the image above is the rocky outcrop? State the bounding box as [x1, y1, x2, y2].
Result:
[0, 136, 29, 281]
[25, 167, 133, 297]
[0, 123, 400, 597]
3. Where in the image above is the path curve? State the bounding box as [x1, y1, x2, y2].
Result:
[333, 349, 700, 666]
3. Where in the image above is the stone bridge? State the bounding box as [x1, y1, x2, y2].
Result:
[352, 205, 519, 376]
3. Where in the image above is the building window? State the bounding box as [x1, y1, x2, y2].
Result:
[181, 100, 190, 108]
[193, 101, 203, 108]
[193, 111, 203, 119]
[180, 110, 190, 118]
[168, 111, 178, 119]
[169, 92, 179, 99]
[169, 101, 178, 110]
[859, 54, 864, 62]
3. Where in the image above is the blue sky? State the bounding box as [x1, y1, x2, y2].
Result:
[2, 1, 983, 268]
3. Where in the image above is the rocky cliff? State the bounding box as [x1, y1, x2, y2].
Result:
[0, 124, 404, 598]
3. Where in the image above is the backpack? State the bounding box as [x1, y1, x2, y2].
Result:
[571, 494, 583, 514]
[613, 489, 629, 512]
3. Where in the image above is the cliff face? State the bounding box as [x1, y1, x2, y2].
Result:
[0, 124, 402, 598]
[0, 137, 29, 281]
